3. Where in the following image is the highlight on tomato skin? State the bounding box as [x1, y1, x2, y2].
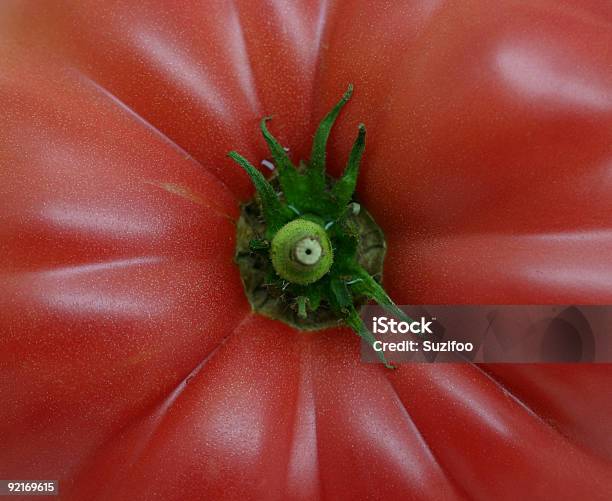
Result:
[1, 1, 612, 500]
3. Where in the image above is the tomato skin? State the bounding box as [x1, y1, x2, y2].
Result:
[1, 1, 612, 500]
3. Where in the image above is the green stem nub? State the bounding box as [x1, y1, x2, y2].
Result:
[296, 296, 308, 319]
[271, 219, 333, 285]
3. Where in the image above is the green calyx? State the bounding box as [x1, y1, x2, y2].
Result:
[229, 85, 411, 368]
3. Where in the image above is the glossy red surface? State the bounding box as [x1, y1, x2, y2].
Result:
[1, 1, 611, 499]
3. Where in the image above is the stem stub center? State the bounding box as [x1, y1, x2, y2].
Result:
[271, 219, 333, 285]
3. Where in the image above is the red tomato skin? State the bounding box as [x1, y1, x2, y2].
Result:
[1, 1, 611, 500]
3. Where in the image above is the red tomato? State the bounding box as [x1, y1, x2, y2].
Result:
[1, 1, 612, 499]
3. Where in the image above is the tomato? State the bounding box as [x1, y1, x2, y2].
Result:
[1, 1, 611, 499]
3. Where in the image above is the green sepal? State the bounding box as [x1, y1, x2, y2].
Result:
[228, 151, 292, 238]
[260, 118, 303, 202]
[300, 281, 323, 311]
[260, 119, 337, 217]
[328, 275, 352, 313]
[308, 84, 354, 191]
[247, 85, 363, 221]
[287, 281, 324, 316]
[331, 124, 366, 216]
[329, 277, 393, 369]
[327, 219, 360, 274]
[345, 309, 394, 370]
[349, 266, 414, 325]
[296, 296, 308, 318]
